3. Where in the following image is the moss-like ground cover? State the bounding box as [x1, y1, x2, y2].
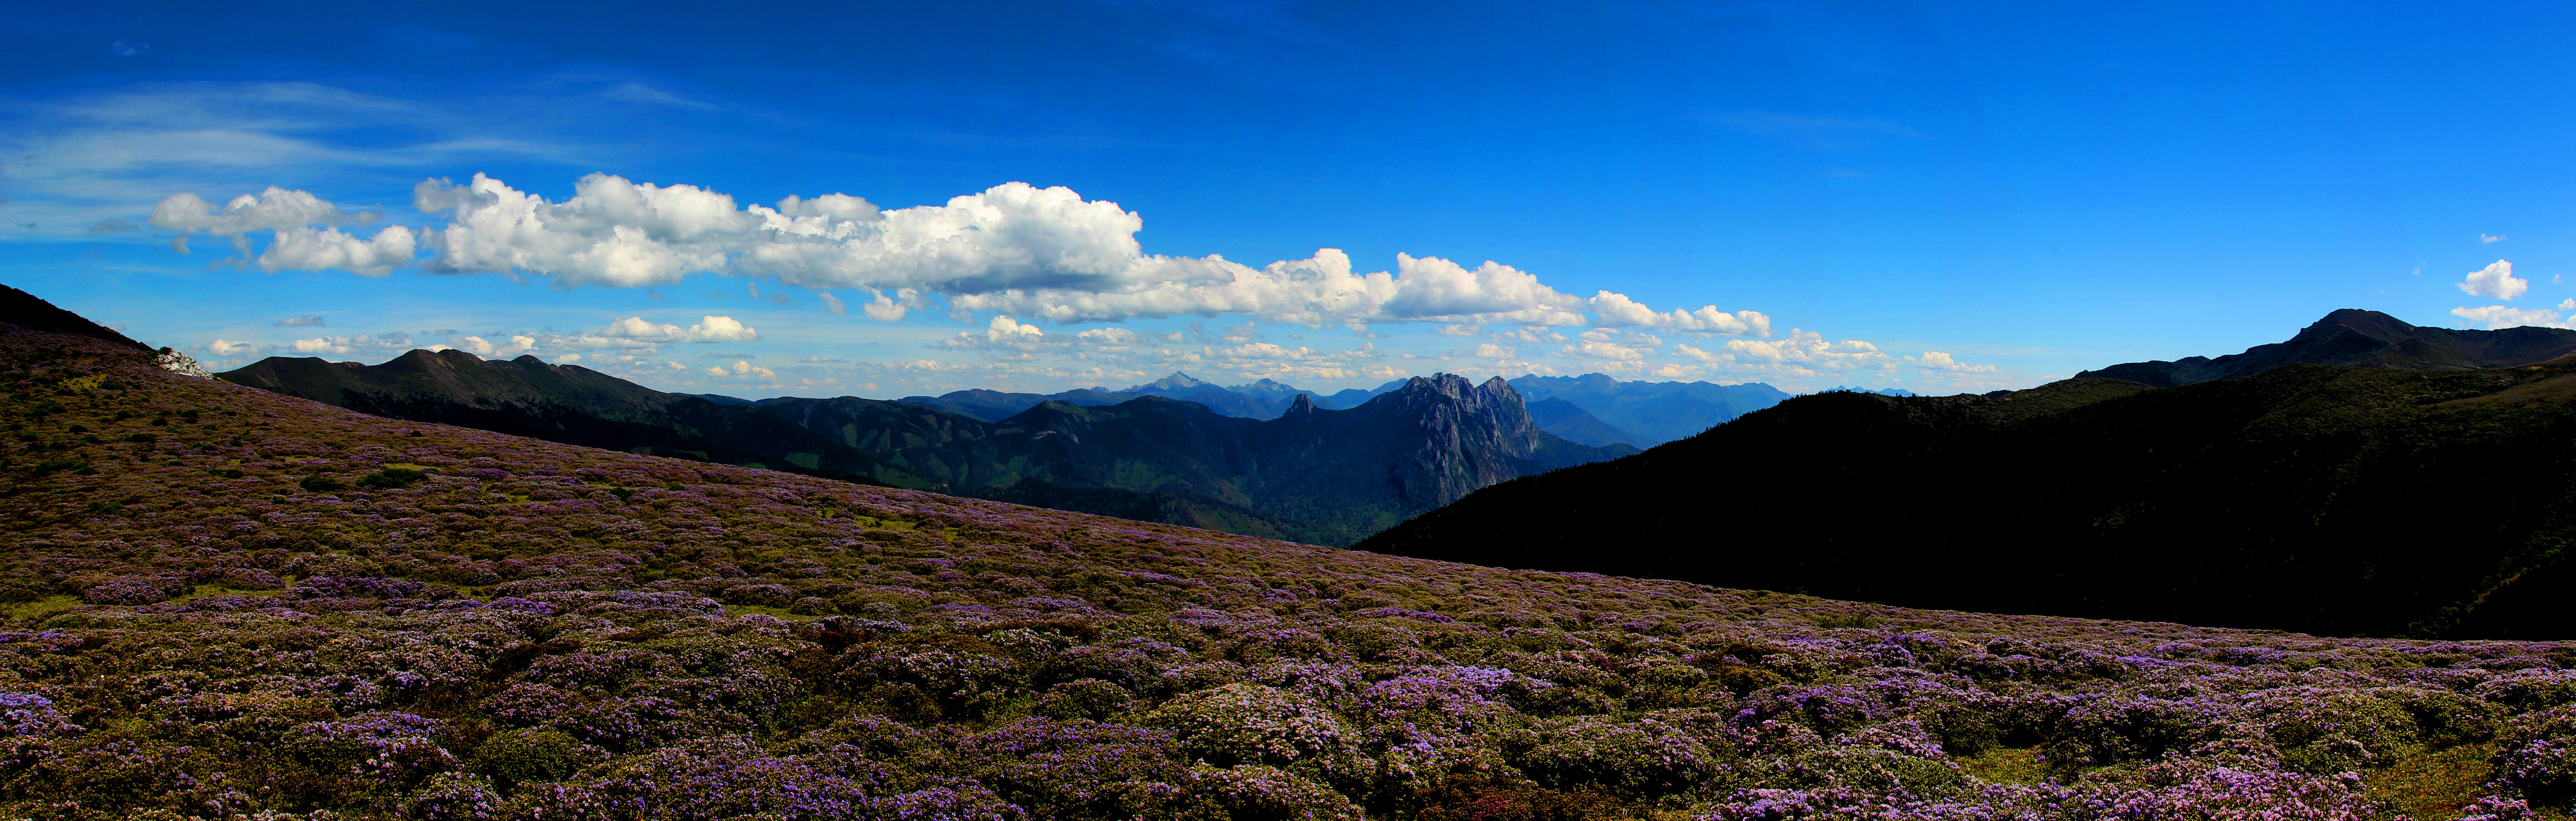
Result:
[0, 323, 2570, 819]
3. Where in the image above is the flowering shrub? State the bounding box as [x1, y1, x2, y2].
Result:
[0, 324, 2560, 819]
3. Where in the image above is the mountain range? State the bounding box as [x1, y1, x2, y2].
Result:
[888, 371, 1798, 448]
[1361, 309, 2576, 639]
[892, 373, 1395, 421]
[217, 350, 1634, 545]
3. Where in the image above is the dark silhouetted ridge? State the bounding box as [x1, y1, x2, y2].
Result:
[0, 284, 149, 351]
[2078, 308, 2576, 386]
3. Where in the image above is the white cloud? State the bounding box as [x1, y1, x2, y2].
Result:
[942, 315, 1056, 354]
[2451, 305, 2572, 330]
[286, 333, 417, 356]
[1473, 343, 1515, 359]
[206, 339, 256, 356]
[1911, 351, 1999, 374]
[1561, 339, 1649, 361]
[2483, 233, 2508, 244]
[444, 334, 540, 357]
[412, 174, 745, 286]
[274, 314, 325, 327]
[2560, 298, 2574, 311]
[1587, 291, 1770, 336]
[193, 174, 1754, 333]
[256, 226, 416, 275]
[594, 315, 759, 344]
[149, 187, 346, 237]
[2459, 259, 2528, 300]
[817, 291, 847, 316]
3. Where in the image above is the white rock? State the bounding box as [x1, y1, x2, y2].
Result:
[157, 349, 214, 379]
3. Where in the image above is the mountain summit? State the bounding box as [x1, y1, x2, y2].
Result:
[2077, 308, 2576, 386]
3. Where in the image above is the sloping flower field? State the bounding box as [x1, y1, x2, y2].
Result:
[0, 323, 2570, 820]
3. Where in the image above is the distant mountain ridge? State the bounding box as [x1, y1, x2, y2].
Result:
[2078, 308, 2576, 386]
[1508, 374, 1793, 446]
[218, 354, 1630, 545]
[901, 371, 1796, 448]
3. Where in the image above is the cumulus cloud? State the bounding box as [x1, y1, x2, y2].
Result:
[256, 226, 416, 275]
[170, 175, 1761, 333]
[274, 314, 325, 327]
[2459, 259, 2527, 300]
[2451, 305, 2572, 329]
[942, 315, 1056, 354]
[2483, 233, 2507, 244]
[435, 334, 539, 357]
[594, 315, 759, 344]
[287, 333, 418, 356]
[1587, 291, 1770, 335]
[1911, 351, 1999, 374]
[150, 187, 347, 238]
[206, 339, 256, 356]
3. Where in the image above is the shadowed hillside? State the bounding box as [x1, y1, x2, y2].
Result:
[1363, 357, 2576, 639]
[2078, 308, 2576, 386]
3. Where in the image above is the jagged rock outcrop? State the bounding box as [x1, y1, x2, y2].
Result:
[1378, 374, 1542, 507]
[156, 349, 213, 379]
[2078, 308, 2576, 386]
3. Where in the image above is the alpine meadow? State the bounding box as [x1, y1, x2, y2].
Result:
[9, 2, 2576, 820]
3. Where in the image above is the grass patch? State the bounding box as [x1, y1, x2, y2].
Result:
[172, 585, 281, 603]
[1958, 747, 2053, 785]
[2365, 743, 2494, 819]
[4, 594, 82, 621]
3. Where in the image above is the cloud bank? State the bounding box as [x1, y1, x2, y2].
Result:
[153, 174, 1771, 335]
[153, 172, 2015, 394]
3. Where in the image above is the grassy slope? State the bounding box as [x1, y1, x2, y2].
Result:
[0, 323, 2567, 819]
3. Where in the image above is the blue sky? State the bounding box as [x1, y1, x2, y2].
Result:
[2, 1, 2569, 398]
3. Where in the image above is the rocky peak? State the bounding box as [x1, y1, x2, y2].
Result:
[1368, 373, 1542, 507]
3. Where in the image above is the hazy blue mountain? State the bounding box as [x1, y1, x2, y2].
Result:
[893, 387, 1129, 421]
[677, 392, 757, 405]
[1525, 396, 1643, 447]
[1507, 374, 1792, 446]
[898, 372, 1405, 422]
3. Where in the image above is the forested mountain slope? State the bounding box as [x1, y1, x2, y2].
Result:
[218, 352, 1629, 546]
